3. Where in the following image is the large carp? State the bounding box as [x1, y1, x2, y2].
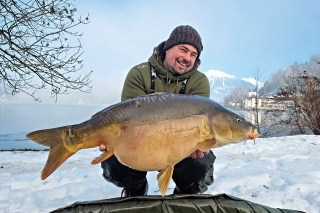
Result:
[27, 93, 259, 196]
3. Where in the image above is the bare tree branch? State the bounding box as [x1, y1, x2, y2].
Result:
[223, 66, 268, 136]
[0, 0, 91, 102]
[273, 68, 320, 135]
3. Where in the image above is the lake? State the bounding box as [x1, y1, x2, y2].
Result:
[0, 102, 105, 150]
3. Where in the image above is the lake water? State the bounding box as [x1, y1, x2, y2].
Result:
[0, 102, 105, 150]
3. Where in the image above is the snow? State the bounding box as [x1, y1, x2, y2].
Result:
[0, 135, 319, 213]
[205, 69, 237, 80]
[205, 69, 236, 87]
[241, 77, 264, 88]
[204, 69, 264, 89]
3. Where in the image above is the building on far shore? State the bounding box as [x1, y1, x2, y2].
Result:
[228, 92, 294, 110]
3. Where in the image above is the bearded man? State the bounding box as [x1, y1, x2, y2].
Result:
[100, 25, 216, 197]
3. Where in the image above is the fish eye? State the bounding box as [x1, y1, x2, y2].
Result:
[236, 117, 242, 122]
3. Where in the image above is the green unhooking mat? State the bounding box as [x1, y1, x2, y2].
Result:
[50, 193, 305, 213]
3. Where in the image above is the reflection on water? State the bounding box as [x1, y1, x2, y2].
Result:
[0, 102, 105, 150]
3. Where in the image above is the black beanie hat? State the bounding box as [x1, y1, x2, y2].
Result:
[163, 25, 203, 56]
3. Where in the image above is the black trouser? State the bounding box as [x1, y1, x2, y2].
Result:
[101, 150, 216, 194]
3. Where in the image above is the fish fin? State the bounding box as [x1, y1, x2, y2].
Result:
[26, 127, 65, 147]
[26, 127, 77, 180]
[41, 143, 75, 180]
[200, 118, 214, 140]
[157, 164, 174, 196]
[197, 138, 216, 151]
[91, 149, 114, 164]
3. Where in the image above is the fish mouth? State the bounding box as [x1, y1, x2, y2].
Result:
[248, 127, 260, 144]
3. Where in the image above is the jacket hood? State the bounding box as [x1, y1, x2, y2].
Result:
[148, 41, 201, 84]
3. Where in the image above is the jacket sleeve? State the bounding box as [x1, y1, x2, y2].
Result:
[121, 66, 149, 101]
[186, 72, 210, 98]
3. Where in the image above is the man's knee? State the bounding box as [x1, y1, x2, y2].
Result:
[101, 155, 147, 188]
[173, 151, 216, 194]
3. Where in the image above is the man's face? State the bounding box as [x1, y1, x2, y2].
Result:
[163, 44, 198, 75]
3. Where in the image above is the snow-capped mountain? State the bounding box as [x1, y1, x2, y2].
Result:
[241, 77, 264, 88]
[205, 70, 237, 87]
[204, 69, 264, 102]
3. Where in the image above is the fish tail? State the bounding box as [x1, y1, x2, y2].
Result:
[26, 127, 76, 180]
[26, 127, 65, 147]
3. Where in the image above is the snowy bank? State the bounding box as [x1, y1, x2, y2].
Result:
[0, 135, 319, 213]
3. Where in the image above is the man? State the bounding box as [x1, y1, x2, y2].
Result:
[100, 25, 216, 197]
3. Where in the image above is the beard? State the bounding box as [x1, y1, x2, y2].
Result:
[170, 60, 190, 75]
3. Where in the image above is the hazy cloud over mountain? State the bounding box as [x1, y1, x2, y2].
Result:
[204, 70, 263, 102]
[260, 54, 320, 96]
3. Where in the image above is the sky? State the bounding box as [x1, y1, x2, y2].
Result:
[0, 135, 319, 212]
[1, 0, 320, 104]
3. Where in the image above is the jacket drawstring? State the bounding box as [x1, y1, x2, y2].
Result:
[176, 76, 180, 93]
[150, 66, 188, 95]
[165, 71, 169, 92]
[166, 71, 175, 92]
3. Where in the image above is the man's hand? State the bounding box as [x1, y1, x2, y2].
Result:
[190, 149, 208, 159]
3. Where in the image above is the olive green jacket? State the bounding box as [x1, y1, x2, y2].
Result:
[121, 41, 210, 101]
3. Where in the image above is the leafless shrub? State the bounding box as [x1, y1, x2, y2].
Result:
[270, 69, 320, 135]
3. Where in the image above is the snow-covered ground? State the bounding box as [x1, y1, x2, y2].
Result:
[0, 135, 319, 213]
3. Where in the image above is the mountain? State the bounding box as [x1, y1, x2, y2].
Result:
[241, 77, 264, 88]
[204, 69, 264, 102]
